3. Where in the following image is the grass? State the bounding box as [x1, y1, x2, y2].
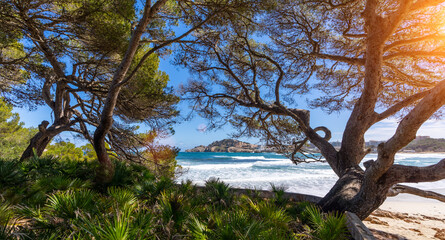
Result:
[0, 157, 350, 239]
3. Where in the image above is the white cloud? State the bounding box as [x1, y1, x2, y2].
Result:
[416, 120, 445, 138]
[197, 123, 208, 133]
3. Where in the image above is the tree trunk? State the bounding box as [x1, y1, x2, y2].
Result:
[20, 120, 76, 161]
[20, 121, 53, 160]
[92, 1, 159, 184]
[318, 166, 391, 220]
[93, 129, 115, 184]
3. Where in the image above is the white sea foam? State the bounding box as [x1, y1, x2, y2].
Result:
[252, 159, 293, 167]
[184, 163, 254, 170]
[177, 152, 445, 197]
[262, 157, 290, 161]
[185, 159, 295, 170]
[231, 156, 267, 160]
[395, 153, 445, 159]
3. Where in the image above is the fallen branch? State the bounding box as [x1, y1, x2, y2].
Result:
[387, 184, 445, 203]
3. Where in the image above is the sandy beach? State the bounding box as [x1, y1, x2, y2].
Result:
[364, 193, 445, 239]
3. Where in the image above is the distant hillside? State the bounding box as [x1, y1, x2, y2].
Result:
[328, 137, 445, 152]
[186, 139, 261, 153]
[403, 138, 445, 152]
[187, 137, 445, 153]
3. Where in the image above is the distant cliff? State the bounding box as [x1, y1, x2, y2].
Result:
[185, 139, 262, 153]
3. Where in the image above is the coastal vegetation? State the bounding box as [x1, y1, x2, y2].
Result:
[0, 157, 349, 239]
[0, 0, 445, 227]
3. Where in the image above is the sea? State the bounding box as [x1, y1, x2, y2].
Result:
[176, 152, 445, 199]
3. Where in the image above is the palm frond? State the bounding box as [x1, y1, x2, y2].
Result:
[46, 189, 97, 219]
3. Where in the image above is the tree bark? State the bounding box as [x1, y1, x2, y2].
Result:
[318, 166, 393, 220]
[20, 120, 70, 161]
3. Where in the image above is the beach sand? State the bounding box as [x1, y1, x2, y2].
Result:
[364, 193, 445, 239]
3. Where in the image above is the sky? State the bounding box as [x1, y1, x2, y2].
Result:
[14, 57, 445, 151]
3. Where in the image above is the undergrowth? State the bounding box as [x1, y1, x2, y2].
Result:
[0, 157, 349, 239]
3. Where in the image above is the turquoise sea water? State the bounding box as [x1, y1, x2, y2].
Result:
[176, 152, 445, 197]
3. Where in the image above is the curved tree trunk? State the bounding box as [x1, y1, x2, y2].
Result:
[20, 133, 53, 160]
[317, 166, 392, 220]
[20, 121, 56, 160]
[93, 126, 115, 184]
[93, 0, 167, 184]
[20, 120, 76, 161]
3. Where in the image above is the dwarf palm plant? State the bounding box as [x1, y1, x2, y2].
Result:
[46, 189, 98, 219]
[0, 217, 24, 240]
[135, 176, 174, 203]
[0, 201, 14, 225]
[58, 159, 96, 180]
[74, 202, 154, 240]
[313, 211, 348, 240]
[22, 156, 59, 179]
[107, 187, 138, 210]
[30, 176, 92, 195]
[157, 191, 190, 231]
[0, 160, 24, 187]
[247, 199, 292, 229]
[75, 208, 132, 240]
[0, 201, 28, 240]
[298, 204, 349, 240]
[270, 184, 289, 207]
[187, 215, 209, 240]
[208, 208, 264, 240]
[15, 205, 51, 230]
[204, 178, 234, 208]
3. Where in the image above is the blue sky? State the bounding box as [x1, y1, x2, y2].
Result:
[14, 57, 445, 150]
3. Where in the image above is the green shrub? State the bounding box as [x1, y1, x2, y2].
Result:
[46, 189, 98, 219]
[157, 191, 190, 231]
[0, 160, 24, 187]
[107, 187, 138, 210]
[204, 178, 234, 208]
[270, 184, 289, 207]
[297, 204, 349, 240]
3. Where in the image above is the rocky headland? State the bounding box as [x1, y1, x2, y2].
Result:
[185, 139, 263, 153]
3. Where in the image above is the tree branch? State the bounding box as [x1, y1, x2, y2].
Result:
[385, 159, 445, 185]
[375, 89, 432, 123]
[120, 11, 218, 87]
[384, 51, 445, 60]
[312, 52, 365, 65]
[388, 184, 445, 203]
[384, 35, 445, 52]
[382, 0, 412, 41]
[366, 79, 445, 181]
